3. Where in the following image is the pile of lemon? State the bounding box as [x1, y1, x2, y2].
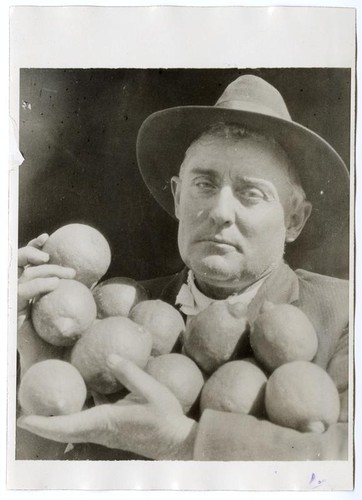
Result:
[185, 299, 341, 433]
[18, 223, 202, 418]
[19, 223, 342, 435]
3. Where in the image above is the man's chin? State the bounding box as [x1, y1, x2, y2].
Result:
[191, 255, 243, 283]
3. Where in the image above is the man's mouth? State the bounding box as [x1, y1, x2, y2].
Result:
[199, 237, 241, 251]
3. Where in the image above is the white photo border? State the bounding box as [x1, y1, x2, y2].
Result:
[6, 2, 358, 494]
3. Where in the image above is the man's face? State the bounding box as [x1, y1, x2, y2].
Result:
[172, 134, 296, 293]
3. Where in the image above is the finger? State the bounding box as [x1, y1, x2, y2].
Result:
[27, 233, 49, 249]
[107, 355, 182, 413]
[18, 277, 60, 302]
[18, 246, 49, 268]
[19, 265, 76, 283]
[17, 406, 111, 444]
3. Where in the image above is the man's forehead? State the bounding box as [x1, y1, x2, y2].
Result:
[181, 133, 292, 179]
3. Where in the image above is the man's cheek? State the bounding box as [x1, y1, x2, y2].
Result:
[256, 205, 285, 231]
[260, 220, 286, 251]
[246, 212, 286, 250]
[241, 208, 283, 236]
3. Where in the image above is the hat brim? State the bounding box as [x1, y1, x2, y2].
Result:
[136, 106, 349, 249]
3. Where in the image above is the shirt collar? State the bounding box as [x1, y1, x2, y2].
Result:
[175, 270, 269, 316]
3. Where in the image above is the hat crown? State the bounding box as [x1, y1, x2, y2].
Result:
[215, 74, 292, 121]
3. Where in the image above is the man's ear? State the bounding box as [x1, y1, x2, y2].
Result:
[285, 200, 312, 243]
[171, 176, 181, 220]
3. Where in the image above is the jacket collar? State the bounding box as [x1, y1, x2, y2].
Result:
[161, 261, 300, 322]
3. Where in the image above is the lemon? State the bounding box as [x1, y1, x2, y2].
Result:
[145, 353, 204, 413]
[31, 279, 97, 346]
[265, 361, 340, 432]
[183, 301, 249, 374]
[250, 301, 318, 372]
[92, 277, 148, 318]
[70, 316, 152, 394]
[129, 300, 185, 356]
[18, 359, 87, 416]
[200, 360, 267, 416]
[42, 223, 111, 288]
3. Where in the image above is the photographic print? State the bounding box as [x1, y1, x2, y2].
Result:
[8, 5, 355, 491]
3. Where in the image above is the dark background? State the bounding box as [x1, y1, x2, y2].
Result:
[19, 68, 351, 280]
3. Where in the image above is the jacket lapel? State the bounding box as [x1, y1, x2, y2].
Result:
[247, 262, 300, 324]
[160, 267, 189, 309]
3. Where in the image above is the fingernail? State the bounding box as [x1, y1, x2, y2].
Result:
[38, 233, 49, 243]
[107, 354, 122, 368]
[39, 252, 50, 263]
[61, 268, 76, 278]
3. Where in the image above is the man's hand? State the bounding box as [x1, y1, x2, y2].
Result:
[18, 354, 198, 461]
[18, 233, 76, 318]
[17, 234, 76, 375]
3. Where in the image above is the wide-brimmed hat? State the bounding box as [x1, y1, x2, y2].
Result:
[136, 74, 349, 248]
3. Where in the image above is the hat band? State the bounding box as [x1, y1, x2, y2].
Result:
[216, 99, 292, 121]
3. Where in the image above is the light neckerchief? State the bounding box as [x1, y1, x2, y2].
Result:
[175, 270, 268, 317]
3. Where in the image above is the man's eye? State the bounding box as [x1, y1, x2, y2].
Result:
[239, 188, 265, 200]
[195, 181, 215, 191]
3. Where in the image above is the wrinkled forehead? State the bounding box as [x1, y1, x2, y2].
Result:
[180, 128, 295, 185]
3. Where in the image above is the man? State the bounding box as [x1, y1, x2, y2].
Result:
[17, 74, 350, 460]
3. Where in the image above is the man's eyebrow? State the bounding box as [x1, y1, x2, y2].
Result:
[188, 167, 219, 177]
[240, 176, 274, 187]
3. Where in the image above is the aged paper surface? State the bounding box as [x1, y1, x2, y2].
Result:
[7, 1, 357, 493]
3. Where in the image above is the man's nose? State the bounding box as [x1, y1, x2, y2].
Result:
[209, 186, 236, 226]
